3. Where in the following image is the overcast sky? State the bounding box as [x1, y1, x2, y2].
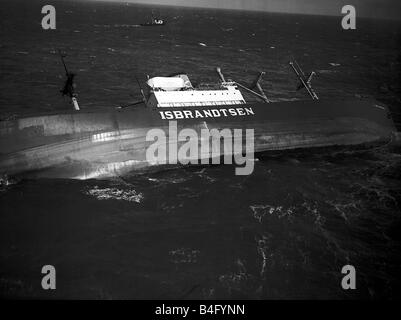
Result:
[97, 0, 401, 20]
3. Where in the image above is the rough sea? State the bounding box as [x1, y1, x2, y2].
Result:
[0, 0, 401, 299]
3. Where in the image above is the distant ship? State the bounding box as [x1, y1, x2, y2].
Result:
[0, 63, 397, 180]
[140, 14, 165, 26]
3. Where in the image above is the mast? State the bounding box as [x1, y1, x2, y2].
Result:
[58, 50, 80, 110]
[289, 61, 319, 100]
[216, 67, 270, 103]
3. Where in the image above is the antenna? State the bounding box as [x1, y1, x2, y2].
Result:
[135, 75, 147, 104]
[58, 49, 69, 75]
[116, 75, 147, 109]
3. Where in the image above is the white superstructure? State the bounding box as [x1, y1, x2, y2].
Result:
[145, 74, 246, 108]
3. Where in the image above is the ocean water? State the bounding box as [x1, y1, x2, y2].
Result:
[0, 0, 401, 299]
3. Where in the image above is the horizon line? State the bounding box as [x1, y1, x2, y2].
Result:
[86, 0, 401, 21]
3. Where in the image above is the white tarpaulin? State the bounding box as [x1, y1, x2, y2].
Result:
[147, 77, 186, 91]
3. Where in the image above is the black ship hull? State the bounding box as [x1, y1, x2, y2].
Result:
[0, 98, 397, 179]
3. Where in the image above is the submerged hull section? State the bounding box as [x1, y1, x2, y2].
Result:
[0, 98, 396, 179]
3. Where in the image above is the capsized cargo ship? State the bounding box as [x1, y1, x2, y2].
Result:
[0, 63, 397, 180]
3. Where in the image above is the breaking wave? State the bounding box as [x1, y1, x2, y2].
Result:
[85, 186, 144, 202]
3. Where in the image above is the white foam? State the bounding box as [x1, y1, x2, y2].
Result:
[85, 186, 144, 203]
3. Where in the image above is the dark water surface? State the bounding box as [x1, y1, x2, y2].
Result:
[0, 0, 401, 299]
